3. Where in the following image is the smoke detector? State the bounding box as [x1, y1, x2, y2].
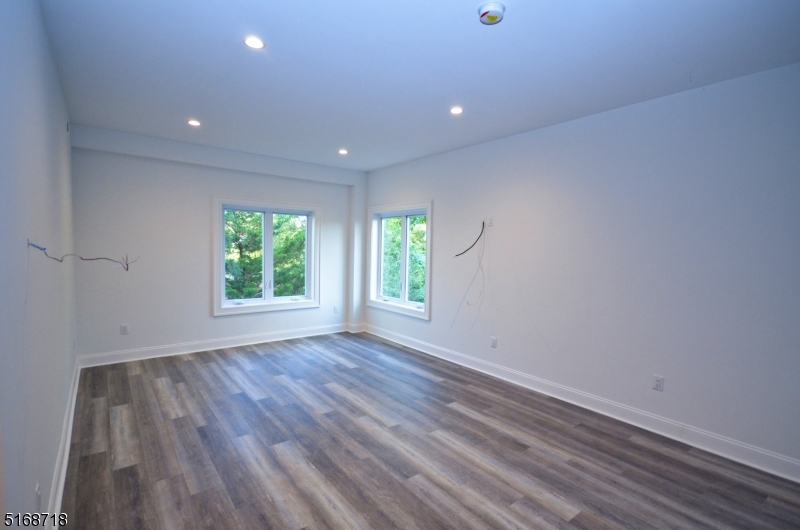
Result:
[478, 2, 505, 25]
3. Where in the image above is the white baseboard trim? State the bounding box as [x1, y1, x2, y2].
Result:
[77, 324, 347, 368]
[47, 357, 81, 529]
[366, 324, 800, 484]
[346, 322, 367, 333]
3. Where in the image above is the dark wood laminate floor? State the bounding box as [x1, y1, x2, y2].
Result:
[61, 333, 800, 529]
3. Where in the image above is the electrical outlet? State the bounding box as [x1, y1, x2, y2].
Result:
[491, 336, 497, 348]
[333, 305, 339, 314]
[653, 375, 664, 391]
[485, 217, 494, 227]
[120, 324, 129, 335]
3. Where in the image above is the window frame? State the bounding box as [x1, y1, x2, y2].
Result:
[212, 196, 320, 316]
[368, 200, 432, 320]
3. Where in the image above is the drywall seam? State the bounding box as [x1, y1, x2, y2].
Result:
[76, 324, 347, 368]
[366, 324, 800, 484]
[48, 358, 80, 529]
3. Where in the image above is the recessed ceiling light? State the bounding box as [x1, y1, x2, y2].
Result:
[339, 149, 348, 155]
[450, 106, 463, 115]
[244, 36, 265, 49]
[188, 119, 201, 127]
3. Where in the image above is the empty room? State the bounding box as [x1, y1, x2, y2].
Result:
[2, 0, 800, 528]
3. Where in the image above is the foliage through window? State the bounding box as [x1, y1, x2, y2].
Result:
[272, 213, 307, 297]
[380, 217, 402, 299]
[224, 210, 264, 300]
[214, 198, 318, 315]
[224, 209, 308, 300]
[369, 202, 431, 320]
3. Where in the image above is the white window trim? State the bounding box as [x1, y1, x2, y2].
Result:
[368, 200, 432, 320]
[212, 195, 320, 316]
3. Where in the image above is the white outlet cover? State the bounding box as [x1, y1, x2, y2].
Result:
[653, 375, 664, 391]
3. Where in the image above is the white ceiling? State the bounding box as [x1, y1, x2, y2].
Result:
[41, 0, 800, 172]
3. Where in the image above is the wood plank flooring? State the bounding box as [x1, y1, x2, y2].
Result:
[61, 333, 800, 529]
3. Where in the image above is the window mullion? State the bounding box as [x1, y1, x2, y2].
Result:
[304, 216, 310, 297]
[264, 211, 274, 300]
[377, 218, 384, 298]
[400, 216, 408, 301]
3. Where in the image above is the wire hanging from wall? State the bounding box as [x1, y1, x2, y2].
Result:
[454, 221, 485, 257]
[450, 220, 493, 334]
[16, 239, 135, 480]
[27, 240, 138, 271]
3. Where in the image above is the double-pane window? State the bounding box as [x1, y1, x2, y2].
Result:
[224, 210, 307, 301]
[369, 202, 432, 320]
[379, 214, 427, 304]
[213, 197, 318, 315]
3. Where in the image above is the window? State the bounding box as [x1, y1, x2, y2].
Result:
[213, 197, 319, 316]
[368, 201, 432, 320]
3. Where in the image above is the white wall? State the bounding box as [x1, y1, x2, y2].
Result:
[0, 0, 77, 512]
[367, 63, 800, 480]
[72, 143, 361, 363]
[346, 179, 368, 330]
[0, 420, 5, 515]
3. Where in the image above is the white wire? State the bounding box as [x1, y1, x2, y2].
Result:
[450, 225, 487, 331]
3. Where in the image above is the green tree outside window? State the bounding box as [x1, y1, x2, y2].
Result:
[407, 215, 426, 303]
[273, 214, 307, 296]
[381, 217, 402, 298]
[224, 210, 308, 300]
[224, 209, 264, 300]
[380, 215, 426, 303]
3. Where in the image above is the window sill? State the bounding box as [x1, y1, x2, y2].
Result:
[367, 297, 430, 320]
[214, 298, 319, 317]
